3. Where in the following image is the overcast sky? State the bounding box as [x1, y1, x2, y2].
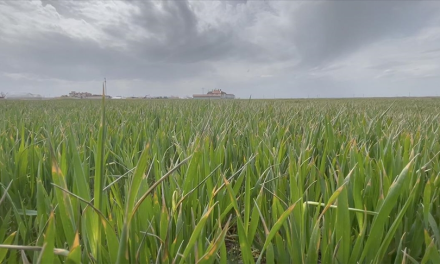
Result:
[1, 0, 440, 98]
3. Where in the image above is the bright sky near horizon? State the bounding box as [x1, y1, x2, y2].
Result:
[1, 0, 440, 98]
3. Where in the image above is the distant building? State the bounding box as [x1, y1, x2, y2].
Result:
[67, 91, 110, 99]
[193, 89, 235, 99]
[69, 91, 92, 98]
[145, 95, 180, 99]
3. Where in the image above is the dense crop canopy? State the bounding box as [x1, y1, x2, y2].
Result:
[0, 98, 439, 263]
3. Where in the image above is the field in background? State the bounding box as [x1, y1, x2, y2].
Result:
[0, 98, 439, 263]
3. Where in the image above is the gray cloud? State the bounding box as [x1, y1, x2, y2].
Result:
[0, 0, 439, 98]
[292, 1, 439, 67]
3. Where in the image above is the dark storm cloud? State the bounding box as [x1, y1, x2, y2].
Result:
[292, 1, 438, 67]
[125, 0, 264, 63]
[0, 0, 262, 82]
[0, 30, 213, 81]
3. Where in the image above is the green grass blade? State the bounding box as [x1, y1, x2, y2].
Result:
[421, 230, 440, 264]
[37, 212, 55, 264]
[360, 157, 416, 262]
[179, 203, 217, 263]
[222, 175, 255, 264]
[256, 199, 300, 264]
[198, 215, 232, 264]
[65, 232, 81, 264]
[376, 179, 419, 261]
[336, 173, 350, 264]
[0, 231, 16, 262]
[93, 83, 107, 262]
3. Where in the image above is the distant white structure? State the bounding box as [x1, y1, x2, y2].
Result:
[67, 91, 110, 99]
[193, 89, 235, 99]
[5, 93, 43, 100]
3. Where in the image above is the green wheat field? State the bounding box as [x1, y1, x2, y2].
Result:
[1, 98, 439, 263]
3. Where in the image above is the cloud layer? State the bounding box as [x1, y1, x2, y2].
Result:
[1, 0, 439, 98]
